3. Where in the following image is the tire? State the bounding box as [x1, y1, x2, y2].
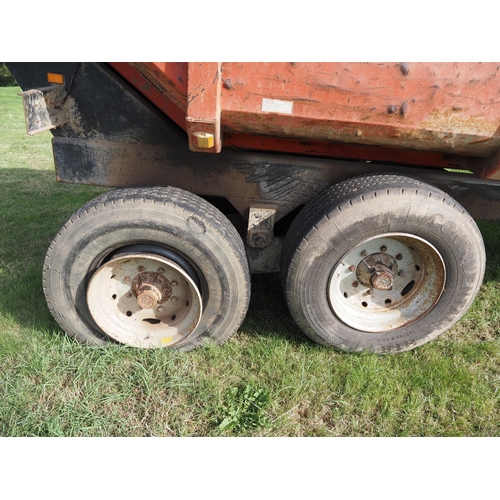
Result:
[43, 186, 251, 350]
[281, 174, 485, 353]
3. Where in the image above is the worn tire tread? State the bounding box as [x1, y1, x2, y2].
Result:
[281, 173, 485, 353]
[43, 186, 250, 350]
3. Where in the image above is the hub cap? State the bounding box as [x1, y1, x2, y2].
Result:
[327, 234, 446, 332]
[87, 252, 202, 348]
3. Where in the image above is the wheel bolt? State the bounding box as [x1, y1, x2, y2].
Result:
[366, 289, 373, 295]
[381, 245, 387, 252]
[124, 276, 131, 283]
[171, 296, 178, 302]
[157, 268, 165, 274]
[171, 280, 178, 287]
[352, 281, 359, 288]
[349, 265, 356, 272]
[396, 254, 403, 260]
[360, 250, 367, 257]
[126, 292, 132, 298]
[138, 266, 146, 272]
[398, 270, 404, 277]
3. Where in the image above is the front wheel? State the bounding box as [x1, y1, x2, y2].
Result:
[281, 174, 486, 353]
[43, 186, 251, 350]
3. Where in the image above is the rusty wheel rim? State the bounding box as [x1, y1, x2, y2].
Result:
[86, 253, 203, 348]
[327, 233, 446, 332]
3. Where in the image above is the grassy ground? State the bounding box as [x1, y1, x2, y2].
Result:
[1, 86, 500, 437]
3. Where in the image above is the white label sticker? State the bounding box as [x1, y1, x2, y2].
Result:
[262, 98, 293, 114]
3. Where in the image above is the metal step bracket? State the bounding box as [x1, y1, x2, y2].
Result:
[20, 84, 70, 135]
[247, 207, 276, 248]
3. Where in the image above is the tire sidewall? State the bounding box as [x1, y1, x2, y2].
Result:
[44, 189, 250, 348]
[286, 185, 485, 352]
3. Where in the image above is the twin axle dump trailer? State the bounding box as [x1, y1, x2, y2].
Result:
[7, 62, 500, 353]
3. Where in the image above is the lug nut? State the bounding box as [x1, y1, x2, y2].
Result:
[124, 276, 131, 283]
[349, 265, 356, 272]
[171, 280, 178, 287]
[138, 266, 145, 272]
[361, 250, 367, 257]
[396, 254, 403, 260]
[352, 281, 359, 288]
[157, 268, 165, 274]
[381, 245, 387, 252]
[398, 270, 404, 277]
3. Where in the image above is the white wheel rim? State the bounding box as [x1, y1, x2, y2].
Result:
[327, 233, 446, 332]
[87, 253, 202, 348]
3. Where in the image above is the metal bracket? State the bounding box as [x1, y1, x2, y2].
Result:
[20, 84, 70, 135]
[247, 207, 276, 248]
[246, 237, 282, 273]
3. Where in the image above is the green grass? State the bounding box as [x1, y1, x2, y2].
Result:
[1, 85, 500, 436]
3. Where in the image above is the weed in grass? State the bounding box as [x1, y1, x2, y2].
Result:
[219, 384, 271, 432]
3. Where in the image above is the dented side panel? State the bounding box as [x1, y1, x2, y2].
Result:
[219, 62, 500, 157]
[122, 62, 500, 157]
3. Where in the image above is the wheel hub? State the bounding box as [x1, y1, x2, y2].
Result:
[131, 271, 172, 309]
[356, 252, 398, 291]
[86, 252, 203, 348]
[371, 269, 394, 291]
[327, 234, 446, 332]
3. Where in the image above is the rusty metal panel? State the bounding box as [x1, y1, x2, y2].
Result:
[219, 62, 500, 157]
[112, 62, 500, 179]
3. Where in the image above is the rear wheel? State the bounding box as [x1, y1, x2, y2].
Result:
[281, 174, 485, 353]
[43, 186, 251, 350]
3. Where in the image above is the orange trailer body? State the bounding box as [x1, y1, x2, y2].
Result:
[110, 62, 500, 179]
